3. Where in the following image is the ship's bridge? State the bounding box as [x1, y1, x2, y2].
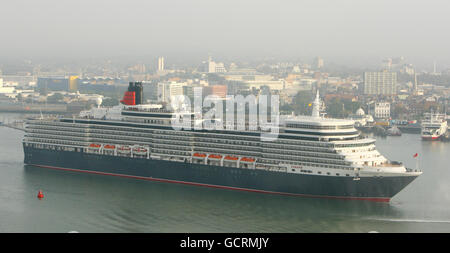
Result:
[281, 116, 359, 141]
[278, 91, 359, 141]
[282, 116, 355, 130]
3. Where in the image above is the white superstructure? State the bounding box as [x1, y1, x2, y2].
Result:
[421, 112, 448, 140]
[24, 91, 421, 180]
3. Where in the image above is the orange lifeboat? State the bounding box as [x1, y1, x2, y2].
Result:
[193, 153, 207, 158]
[240, 157, 255, 163]
[224, 156, 239, 161]
[89, 143, 101, 148]
[104, 144, 116, 149]
[208, 154, 222, 160]
[117, 146, 131, 154]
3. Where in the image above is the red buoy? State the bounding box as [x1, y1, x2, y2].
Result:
[37, 190, 44, 199]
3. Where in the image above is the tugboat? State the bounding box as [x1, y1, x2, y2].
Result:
[373, 125, 387, 136]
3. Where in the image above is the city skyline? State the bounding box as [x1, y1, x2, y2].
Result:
[1, 0, 450, 69]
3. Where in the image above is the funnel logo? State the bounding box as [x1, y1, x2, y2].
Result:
[170, 87, 279, 141]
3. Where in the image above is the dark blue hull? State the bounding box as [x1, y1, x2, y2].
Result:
[23, 146, 418, 202]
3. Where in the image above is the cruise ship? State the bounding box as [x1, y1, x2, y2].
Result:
[421, 112, 448, 140]
[22, 82, 422, 202]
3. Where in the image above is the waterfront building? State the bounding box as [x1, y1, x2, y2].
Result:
[368, 102, 391, 119]
[0, 75, 35, 87]
[37, 77, 79, 94]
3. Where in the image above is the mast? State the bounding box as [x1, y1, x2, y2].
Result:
[312, 90, 321, 118]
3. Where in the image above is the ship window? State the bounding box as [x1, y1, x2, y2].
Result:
[336, 173, 340, 176]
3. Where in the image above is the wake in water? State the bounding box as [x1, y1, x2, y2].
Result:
[367, 218, 450, 223]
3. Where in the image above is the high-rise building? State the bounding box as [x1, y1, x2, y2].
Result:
[314, 57, 324, 69]
[207, 56, 226, 73]
[382, 57, 404, 71]
[0, 78, 16, 94]
[413, 72, 418, 94]
[158, 57, 165, 71]
[37, 77, 69, 94]
[157, 82, 188, 103]
[432, 60, 439, 75]
[214, 62, 226, 73]
[208, 60, 216, 73]
[157, 82, 170, 103]
[381, 58, 392, 70]
[363, 71, 397, 95]
[68, 76, 79, 92]
[142, 81, 158, 101]
[204, 85, 227, 98]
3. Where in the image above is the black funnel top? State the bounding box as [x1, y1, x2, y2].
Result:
[128, 82, 144, 105]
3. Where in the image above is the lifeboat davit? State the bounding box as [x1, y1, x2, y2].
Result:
[240, 157, 255, 163]
[224, 156, 239, 161]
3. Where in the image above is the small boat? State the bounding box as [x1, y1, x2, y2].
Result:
[133, 147, 148, 155]
[193, 153, 207, 158]
[240, 157, 255, 163]
[104, 144, 116, 149]
[387, 126, 402, 136]
[89, 143, 101, 148]
[224, 156, 239, 161]
[208, 154, 222, 160]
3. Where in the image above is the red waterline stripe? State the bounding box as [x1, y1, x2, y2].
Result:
[28, 164, 390, 203]
[422, 136, 439, 140]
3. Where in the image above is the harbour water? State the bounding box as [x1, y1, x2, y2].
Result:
[1, 113, 450, 232]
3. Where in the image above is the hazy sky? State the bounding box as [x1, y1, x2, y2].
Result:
[1, 0, 449, 68]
